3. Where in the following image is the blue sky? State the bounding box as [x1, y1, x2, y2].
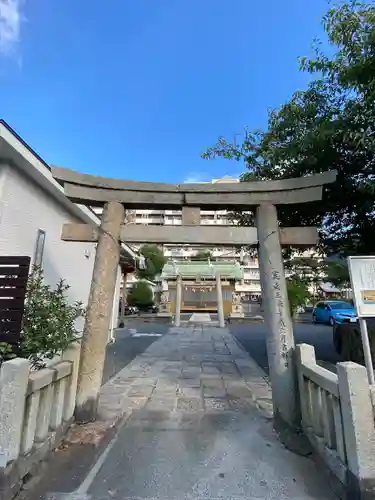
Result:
[0, 0, 329, 183]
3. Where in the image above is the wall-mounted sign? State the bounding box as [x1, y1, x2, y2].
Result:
[348, 256, 375, 317]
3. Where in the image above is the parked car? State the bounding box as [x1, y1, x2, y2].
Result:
[312, 300, 357, 326]
[136, 305, 158, 313]
[118, 306, 134, 328]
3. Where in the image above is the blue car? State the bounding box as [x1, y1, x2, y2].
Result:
[312, 300, 357, 326]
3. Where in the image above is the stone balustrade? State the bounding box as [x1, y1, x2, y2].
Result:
[0, 342, 81, 500]
[296, 343, 375, 498]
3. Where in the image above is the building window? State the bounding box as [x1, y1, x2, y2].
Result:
[34, 229, 46, 267]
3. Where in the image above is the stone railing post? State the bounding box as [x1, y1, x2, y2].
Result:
[337, 361, 375, 498]
[0, 358, 30, 462]
[295, 343, 316, 427]
[62, 341, 81, 421]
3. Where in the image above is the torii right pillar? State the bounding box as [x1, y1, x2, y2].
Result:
[256, 203, 298, 429]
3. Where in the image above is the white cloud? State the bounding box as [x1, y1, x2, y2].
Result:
[183, 172, 242, 184]
[0, 0, 21, 54]
[183, 172, 209, 184]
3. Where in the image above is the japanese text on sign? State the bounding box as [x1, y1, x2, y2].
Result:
[348, 257, 375, 317]
[272, 269, 289, 367]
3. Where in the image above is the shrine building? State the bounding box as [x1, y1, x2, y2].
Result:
[157, 260, 244, 316]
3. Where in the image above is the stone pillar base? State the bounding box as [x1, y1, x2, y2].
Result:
[229, 312, 245, 318]
[229, 304, 245, 318]
[157, 302, 172, 317]
[157, 312, 173, 318]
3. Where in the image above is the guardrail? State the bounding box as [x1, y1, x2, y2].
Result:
[296, 343, 375, 498]
[0, 342, 80, 498]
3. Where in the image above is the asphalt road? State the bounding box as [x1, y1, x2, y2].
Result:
[103, 323, 169, 384]
[229, 321, 341, 374]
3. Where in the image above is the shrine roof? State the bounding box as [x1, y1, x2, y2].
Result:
[160, 260, 244, 280]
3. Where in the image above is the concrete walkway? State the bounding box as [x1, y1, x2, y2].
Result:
[188, 312, 212, 323]
[48, 326, 336, 500]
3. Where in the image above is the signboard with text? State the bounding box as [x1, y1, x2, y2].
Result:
[348, 256, 375, 317]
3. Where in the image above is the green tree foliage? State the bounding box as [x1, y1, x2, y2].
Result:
[127, 281, 154, 309]
[191, 250, 213, 261]
[137, 244, 166, 281]
[285, 256, 351, 295]
[285, 256, 324, 298]
[285, 257, 323, 283]
[203, 1, 375, 256]
[286, 278, 311, 318]
[22, 267, 85, 369]
[323, 260, 351, 289]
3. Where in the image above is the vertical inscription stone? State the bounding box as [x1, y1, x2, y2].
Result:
[272, 270, 289, 368]
[256, 203, 298, 428]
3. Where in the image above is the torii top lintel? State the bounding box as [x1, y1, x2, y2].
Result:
[52, 167, 337, 210]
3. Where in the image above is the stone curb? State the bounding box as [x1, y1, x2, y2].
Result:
[232, 335, 270, 382]
[228, 317, 312, 324]
[229, 334, 273, 418]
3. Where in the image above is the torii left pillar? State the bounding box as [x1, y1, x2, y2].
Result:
[75, 201, 125, 422]
[175, 274, 182, 327]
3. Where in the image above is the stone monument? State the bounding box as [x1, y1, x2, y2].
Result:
[229, 291, 244, 318]
[157, 285, 172, 317]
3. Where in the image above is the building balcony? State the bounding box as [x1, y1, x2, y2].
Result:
[212, 249, 239, 257]
[243, 271, 260, 280]
[200, 210, 216, 216]
[135, 218, 164, 225]
[243, 261, 259, 269]
[235, 283, 262, 293]
[164, 219, 182, 225]
[136, 209, 164, 216]
[164, 249, 193, 258]
[164, 210, 182, 215]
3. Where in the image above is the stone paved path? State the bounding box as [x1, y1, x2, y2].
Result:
[51, 325, 336, 500]
[98, 324, 272, 421]
[188, 313, 212, 323]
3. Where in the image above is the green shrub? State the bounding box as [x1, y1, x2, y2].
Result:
[136, 244, 166, 280]
[22, 267, 85, 369]
[127, 281, 153, 309]
[0, 342, 16, 364]
[287, 278, 311, 318]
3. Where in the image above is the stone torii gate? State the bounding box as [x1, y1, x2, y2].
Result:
[52, 167, 336, 428]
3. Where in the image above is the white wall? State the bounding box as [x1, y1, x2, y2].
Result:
[0, 163, 95, 332]
[110, 267, 121, 336]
